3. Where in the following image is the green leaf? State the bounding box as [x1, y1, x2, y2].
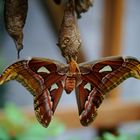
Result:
[16, 135, 47, 140]
[23, 123, 47, 137]
[103, 133, 118, 140]
[18, 119, 65, 140]
[97, 132, 130, 140]
[0, 127, 10, 140]
[4, 103, 28, 126]
[0, 103, 66, 139]
[95, 137, 102, 140]
[118, 134, 129, 140]
[46, 119, 65, 137]
[134, 134, 140, 140]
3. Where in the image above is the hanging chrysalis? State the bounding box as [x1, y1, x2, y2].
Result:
[58, 0, 81, 63]
[53, 0, 94, 18]
[75, 0, 94, 18]
[4, 0, 28, 59]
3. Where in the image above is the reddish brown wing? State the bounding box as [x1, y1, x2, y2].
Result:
[76, 56, 140, 126]
[0, 57, 66, 127]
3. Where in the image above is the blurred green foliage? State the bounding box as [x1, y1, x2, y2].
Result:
[96, 132, 140, 140]
[0, 103, 65, 140]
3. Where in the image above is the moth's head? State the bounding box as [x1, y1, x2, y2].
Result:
[64, 55, 77, 64]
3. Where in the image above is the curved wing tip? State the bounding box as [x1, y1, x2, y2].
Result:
[35, 115, 52, 128]
[79, 112, 97, 126]
[41, 122, 50, 128]
[80, 119, 92, 127]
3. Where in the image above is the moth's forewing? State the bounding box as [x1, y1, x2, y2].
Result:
[0, 57, 66, 127]
[27, 57, 67, 127]
[76, 56, 140, 126]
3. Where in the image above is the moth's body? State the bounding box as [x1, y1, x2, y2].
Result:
[57, 0, 82, 92]
[64, 59, 81, 93]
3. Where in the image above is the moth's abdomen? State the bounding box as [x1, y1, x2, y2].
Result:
[64, 77, 76, 94]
